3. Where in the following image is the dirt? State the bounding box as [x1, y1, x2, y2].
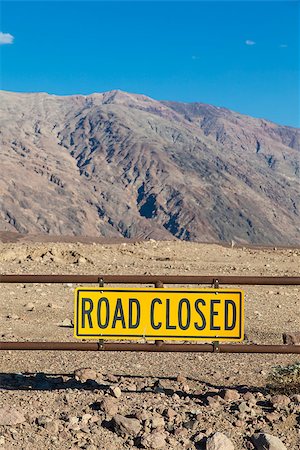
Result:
[0, 240, 299, 449]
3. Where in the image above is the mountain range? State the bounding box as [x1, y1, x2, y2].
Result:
[0, 89, 299, 245]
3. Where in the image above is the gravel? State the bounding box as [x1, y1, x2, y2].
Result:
[0, 240, 299, 449]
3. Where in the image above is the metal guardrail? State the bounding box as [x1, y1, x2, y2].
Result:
[1, 274, 300, 285]
[0, 274, 300, 354]
[0, 342, 299, 353]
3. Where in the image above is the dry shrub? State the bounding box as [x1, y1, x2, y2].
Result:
[267, 362, 300, 394]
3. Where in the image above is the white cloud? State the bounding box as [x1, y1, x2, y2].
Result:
[245, 40, 256, 46]
[192, 55, 200, 60]
[279, 44, 288, 48]
[0, 32, 14, 45]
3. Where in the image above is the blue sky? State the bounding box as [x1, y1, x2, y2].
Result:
[0, 1, 299, 127]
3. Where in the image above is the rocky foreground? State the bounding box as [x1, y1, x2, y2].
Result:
[0, 367, 300, 450]
[0, 239, 299, 449]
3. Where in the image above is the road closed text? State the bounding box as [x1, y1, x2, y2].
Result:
[74, 288, 244, 341]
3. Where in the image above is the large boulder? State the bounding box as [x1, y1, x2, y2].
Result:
[251, 433, 287, 450]
[112, 414, 142, 437]
[206, 432, 234, 450]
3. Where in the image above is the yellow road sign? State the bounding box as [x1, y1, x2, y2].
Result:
[74, 287, 244, 341]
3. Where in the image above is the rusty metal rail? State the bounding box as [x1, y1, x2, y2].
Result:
[1, 274, 300, 285]
[1, 274, 300, 354]
[0, 342, 300, 353]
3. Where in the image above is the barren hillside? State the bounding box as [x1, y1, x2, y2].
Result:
[0, 90, 299, 245]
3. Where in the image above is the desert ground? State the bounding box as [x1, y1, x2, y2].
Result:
[0, 239, 299, 450]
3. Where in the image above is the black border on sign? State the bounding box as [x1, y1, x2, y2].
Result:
[75, 289, 243, 339]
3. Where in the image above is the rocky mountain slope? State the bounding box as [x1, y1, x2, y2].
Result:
[0, 90, 299, 245]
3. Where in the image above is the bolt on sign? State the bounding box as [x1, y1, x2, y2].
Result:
[74, 288, 244, 341]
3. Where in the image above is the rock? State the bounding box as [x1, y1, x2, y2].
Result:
[234, 420, 245, 427]
[25, 302, 35, 311]
[127, 383, 137, 392]
[112, 414, 142, 437]
[37, 415, 52, 426]
[7, 314, 20, 320]
[0, 407, 26, 426]
[99, 397, 119, 416]
[59, 318, 74, 328]
[109, 386, 122, 398]
[151, 415, 165, 429]
[141, 431, 167, 449]
[183, 419, 197, 430]
[291, 394, 300, 404]
[239, 402, 250, 413]
[153, 380, 165, 393]
[266, 412, 280, 422]
[206, 432, 235, 450]
[193, 432, 206, 443]
[68, 421, 80, 431]
[182, 383, 190, 393]
[271, 395, 290, 408]
[207, 396, 222, 410]
[80, 424, 90, 433]
[164, 408, 177, 420]
[166, 436, 180, 447]
[81, 414, 93, 423]
[135, 410, 151, 421]
[282, 332, 300, 345]
[251, 433, 287, 449]
[174, 426, 189, 437]
[44, 420, 60, 433]
[243, 392, 256, 403]
[58, 430, 69, 440]
[89, 414, 100, 424]
[68, 416, 79, 426]
[78, 256, 88, 265]
[106, 374, 119, 383]
[177, 374, 187, 383]
[222, 389, 240, 402]
[74, 368, 97, 382]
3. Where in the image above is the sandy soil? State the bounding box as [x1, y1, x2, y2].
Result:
[0, 240, 299, 449]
